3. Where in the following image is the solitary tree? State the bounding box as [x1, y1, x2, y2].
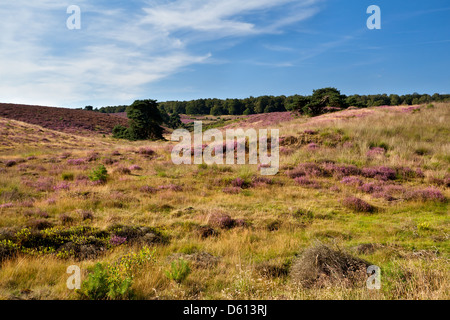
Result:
[112, 99, 164, 140]
[303, 88, 346, 116]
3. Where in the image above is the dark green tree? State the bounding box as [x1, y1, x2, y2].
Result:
[113, 100, 164, 140]
[168, 113, 183, 129]
[303, 87, 346, 116]
[127, 99, 164, 140]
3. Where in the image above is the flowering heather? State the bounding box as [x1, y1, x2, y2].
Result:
[222, 187, 242, 194]
[86, 152, 99, 162]
[111, 150, 121, 156]
[23, 177, 54, 192]
[114, 166, 131, 175]
[406, 187, 446, 202]
[252, 176, 273, 186]
[0, 203, 13, 208]
[110, 235, 127, 246]
[428, 176, 450, 187]
[361, 166, 396, 181]
[279, 147, 294, 155]
[342, 197, 376, 213]
[129, 165, 142, 171]
[67, 158, 86, 166]
[322, 163, 361, 178]
[366, 147, 385, 158]
[294, 177, 321, 189]
[53, 182, 70, 191]
[341, 176, 363, 186]
[358, 182, 385, 194]
[286, 163, 325, 179]
[138, 147, 155, 156]
[234, 219, 249, 228]
[307, 143, 320, 150]
[75, 175, 89, 182]
[27, 156, 37, 161]
[304, 130, 317, 135]
[231, 177, 250, 189]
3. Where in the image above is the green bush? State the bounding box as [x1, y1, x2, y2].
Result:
[62, 173, 74, 181]
[165, 258, 191, 283]
[78, 247, 155, 300]
[89, 165, 108, 183]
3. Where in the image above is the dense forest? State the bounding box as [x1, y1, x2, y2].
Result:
[85, 88, 450, 116]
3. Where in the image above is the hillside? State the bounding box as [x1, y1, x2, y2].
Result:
[0, 118, 114, 154]
[0, 103, 128, 136]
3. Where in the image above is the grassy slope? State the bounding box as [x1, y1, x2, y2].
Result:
[0, 103, 448, 300]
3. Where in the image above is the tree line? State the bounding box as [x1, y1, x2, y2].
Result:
[85, 89, 449, 117]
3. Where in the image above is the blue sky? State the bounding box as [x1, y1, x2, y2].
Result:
[0, 0, 449, 108]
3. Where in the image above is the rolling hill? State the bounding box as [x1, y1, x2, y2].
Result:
[0, 103, 128, 136]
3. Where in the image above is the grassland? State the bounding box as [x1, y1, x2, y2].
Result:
[0, 103, 448, 300]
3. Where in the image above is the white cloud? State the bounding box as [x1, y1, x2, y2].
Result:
[0, 0, 321, 107]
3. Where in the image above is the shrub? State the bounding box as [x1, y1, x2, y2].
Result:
[361, 166, 396, 181]
[89, 165, 108, 183]
[290, 243, 371, 288]
[53, 182, 70, 191]
[109, 235, 127, 246]
[197, 226, 218, 239]
[266, 220, 280, 231]
[59, 213, 74, 225]
[341, 176, 363, 186]
[208, 213, 236, 229]
[406, 187, 446, 202]
[78, 247, 155, 300]
[67, 158, 86, 166]
[294, 177, 321, 189]
[62, 173, 74, 181]
[5, 160, 17, 167]
[165, 258, 191, 283]
[27, 219, 53, 231]
[114, 166, 131, 175]
[138, 147, 155, 156]
[0, 240, 19, 263]
[342, 197, 376, 213]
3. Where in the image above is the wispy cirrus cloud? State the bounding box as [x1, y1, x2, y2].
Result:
[0, 0, 322, 107]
